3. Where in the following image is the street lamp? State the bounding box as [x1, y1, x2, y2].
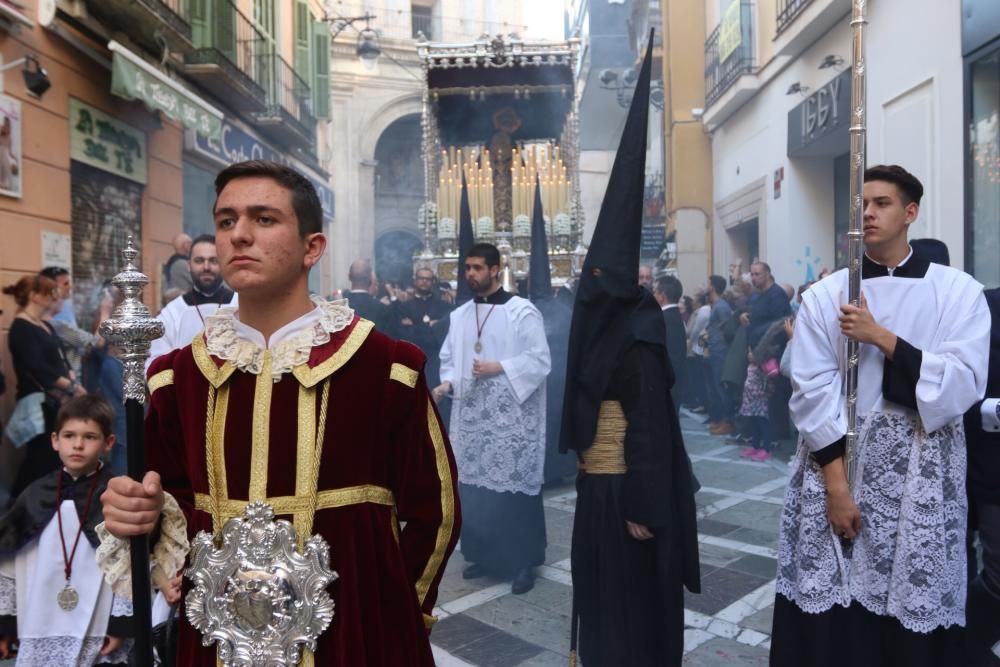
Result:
[326, 12, 381, 66]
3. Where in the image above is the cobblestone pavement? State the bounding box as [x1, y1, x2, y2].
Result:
[431, 409, 797, 666]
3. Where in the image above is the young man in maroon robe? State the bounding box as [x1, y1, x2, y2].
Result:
[99, 160, 460, 666]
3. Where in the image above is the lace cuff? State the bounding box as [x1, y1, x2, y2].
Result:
[95, 492, 190, 598]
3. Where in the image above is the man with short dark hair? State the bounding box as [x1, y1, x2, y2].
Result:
[771, 164, 990, 665]
[435, 242, 551, 594]
[40, 266, 76, 327]
[100, 160, 460, 667]
[392, 265, 452, 388]
[344, 258, 390, 332]
[147, 234, 236, 367]
[704, 274, 735, 434]
[653, 275, 687, 410]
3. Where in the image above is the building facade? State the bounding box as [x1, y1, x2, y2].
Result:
[327, 0, 525, 290]
[0, 0, 334, 424]
[701, 0, 968, 289]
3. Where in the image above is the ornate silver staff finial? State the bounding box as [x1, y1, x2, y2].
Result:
[99, 236, 164, 403]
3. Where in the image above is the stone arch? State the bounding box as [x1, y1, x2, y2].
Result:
[361, 94, 424, 163]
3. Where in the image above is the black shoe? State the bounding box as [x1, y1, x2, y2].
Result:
[511, 568, 535, 594]
[462, 563, 488, 580]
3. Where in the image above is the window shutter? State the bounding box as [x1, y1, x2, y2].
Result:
[294, 1, 312, 80]
[312, 21, 331, 119]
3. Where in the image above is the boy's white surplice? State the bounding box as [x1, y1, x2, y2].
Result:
[0, 499, 131, 665]
[777, 257, 990, 633]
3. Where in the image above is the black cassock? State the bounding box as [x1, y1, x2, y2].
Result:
[572, 334, 700, 667]
[390, 294, 453, 387]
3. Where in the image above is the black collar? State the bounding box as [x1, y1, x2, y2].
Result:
[474, 287, 513, 305]
[862, 252, 930, 279]
[184, 285, 233, 306]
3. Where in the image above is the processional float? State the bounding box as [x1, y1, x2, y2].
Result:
[414, 33, 586, 288]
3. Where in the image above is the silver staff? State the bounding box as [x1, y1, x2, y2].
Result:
[99, 236, 164, 667]
[844, 0, 868, 492]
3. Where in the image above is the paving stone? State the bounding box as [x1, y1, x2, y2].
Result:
[741, 605, 775, 635]
[433, 614, 505, 651]
[681, 637, 771, 666]
[695, 491, 728, 509]
[514, 649, 571, 666]
[691, 460, 781, 492]
[708, 501, 783, 535]
[728, 554, 778, 580]
[463, 581, 573, 656]
[727, 526, 779, 549]
[686, 567, 770, 616]
[698, 541, 744, 569]
[698, 517, 741, 537]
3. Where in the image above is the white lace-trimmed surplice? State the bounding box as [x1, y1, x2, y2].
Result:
[777, 260, 990, 633]
[1, 500, 133, 665]
[440, 295, 551, 496]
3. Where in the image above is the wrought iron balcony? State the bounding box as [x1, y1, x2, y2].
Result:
[183, 0, 268, 112]
[704, 0, 756, 107]
[83, 0, 192, 55]
[251, 53, 317, 151]
[776, 0, 815, 35]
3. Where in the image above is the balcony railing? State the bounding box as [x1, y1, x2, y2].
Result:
[83, 0, 192, 52]
[184, 0, 268, 108]
[255, 52, 317, 143]
[704, 0, 755, 107]
[776, 0, 815, 35]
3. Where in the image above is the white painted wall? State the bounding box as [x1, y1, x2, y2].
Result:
[708, 0, 965, 291]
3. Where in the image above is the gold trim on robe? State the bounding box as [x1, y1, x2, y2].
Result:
[389, 362, 420, 388]
[414, 399, 456, 608]
[147, 369, 174, 395]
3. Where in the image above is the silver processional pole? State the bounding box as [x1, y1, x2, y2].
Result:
[844, 0, 868, 493]
[99, 237, 164, 667]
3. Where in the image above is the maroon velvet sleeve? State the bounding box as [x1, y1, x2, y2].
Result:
[386, 341, 461, 628]
[145, 351, 195, 531]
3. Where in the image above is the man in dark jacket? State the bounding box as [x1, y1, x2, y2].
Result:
[653, 275, 688, 411]
[740, 261, 791, 347]
[965, 286, 1000, 666]
[343, 258, 390, 332]
[391, 266, 452, 387]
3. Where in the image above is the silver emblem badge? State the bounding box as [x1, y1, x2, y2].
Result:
[185, 502, 337, 666]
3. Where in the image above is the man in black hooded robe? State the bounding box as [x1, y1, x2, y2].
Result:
[560, 32, 700, 667]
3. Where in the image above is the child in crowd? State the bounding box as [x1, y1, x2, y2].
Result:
[0, 395, 132, 665]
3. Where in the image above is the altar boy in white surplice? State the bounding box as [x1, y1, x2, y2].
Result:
[0, 396, 132, 665]
[771, 165, 990, 667]
[434, 243, 551, 595]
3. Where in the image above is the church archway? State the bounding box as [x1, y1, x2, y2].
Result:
[373, 114, 424, 285]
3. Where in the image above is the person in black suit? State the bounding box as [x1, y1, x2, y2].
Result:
[965, 286, 1000, 666]
[653, 275, 687, 412]
[343, 258, 390, 332]
[390, 266, 452, 387]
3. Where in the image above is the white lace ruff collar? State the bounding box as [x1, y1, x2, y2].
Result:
[203, 296, 355, 382]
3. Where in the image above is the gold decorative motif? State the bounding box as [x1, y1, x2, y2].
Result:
[389, 363, 420, 388]
[291, 319, 374, 388]
[423, 614, 438, 629]
[147, 370, 174, 395]
[192, 334, 237, 388]
[303, 381, 331, 540]
[579, 401, 627, 474]
[194, 485, 396, 519]
[414, 400, 456, 607]
[294, 383, 318, 549]
[249, 352, 274, 501]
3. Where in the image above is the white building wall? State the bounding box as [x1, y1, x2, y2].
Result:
[709, 0, 965, 290]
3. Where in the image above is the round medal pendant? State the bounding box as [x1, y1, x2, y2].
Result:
[474, 340, 482, 354]
[58, 584, 79, 611]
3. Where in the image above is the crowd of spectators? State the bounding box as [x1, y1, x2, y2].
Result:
[647, 258, 825, 459]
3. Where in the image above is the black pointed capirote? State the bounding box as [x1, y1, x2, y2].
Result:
[528, 174, 553, 302]
[559, 29, 657, 455]
[456, 171, 475, 305]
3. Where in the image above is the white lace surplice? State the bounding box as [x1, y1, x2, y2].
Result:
[777, 262, 990, 633]
[1, 501, 133, 665]
[440, 296, 551, 496]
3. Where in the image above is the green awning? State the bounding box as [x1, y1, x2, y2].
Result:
[109, 41, 223, 142]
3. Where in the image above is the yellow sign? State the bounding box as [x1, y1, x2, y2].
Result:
[718, 0, 742, 63]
